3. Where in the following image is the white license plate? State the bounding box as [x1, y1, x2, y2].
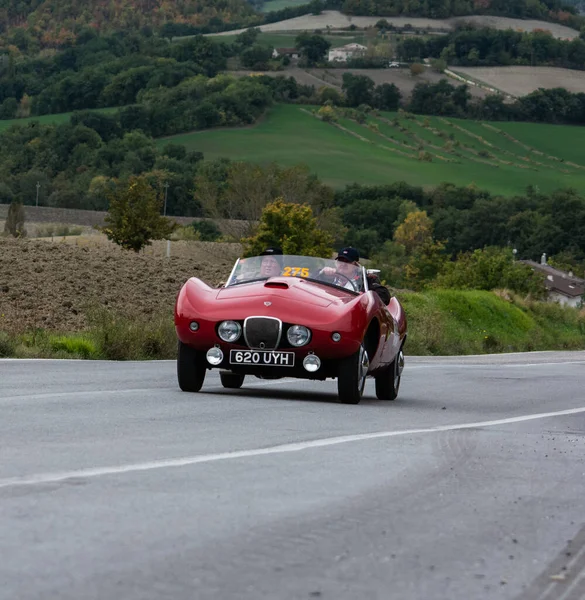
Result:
[229, 349, 295, 367]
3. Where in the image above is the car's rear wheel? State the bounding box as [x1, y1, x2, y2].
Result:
[337, 344, 369, 404]
[375, 348, 404, 401]
[177, 341, 207, 392]
[220, 371, 245, 389]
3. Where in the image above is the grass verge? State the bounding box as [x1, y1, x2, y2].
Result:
[399, 289, 585, 355]
[1, 291, 583, 359]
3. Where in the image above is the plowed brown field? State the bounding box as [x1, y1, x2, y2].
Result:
[0, 236, 241, 334]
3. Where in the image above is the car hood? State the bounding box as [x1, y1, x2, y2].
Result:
[215, 276, 357, 308]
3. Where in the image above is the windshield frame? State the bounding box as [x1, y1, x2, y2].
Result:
[224, 255, 368, 293]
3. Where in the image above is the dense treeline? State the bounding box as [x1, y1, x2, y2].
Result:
[335, 181, 585, 262]
[0, 32, 234, 118]
[397, 26, 585, 70]
[0, 0, 257, 49]
[0, 70, 280, 214]
[0, 118, 205, 215]
[340, 0, 583, 28]
[406, 80, 585, 125]
[322, 73, 585, 126]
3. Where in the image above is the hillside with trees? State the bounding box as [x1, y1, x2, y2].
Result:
[0, 0, 258, 49]
[338, 0, 583, 27]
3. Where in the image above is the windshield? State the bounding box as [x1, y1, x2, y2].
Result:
[226, 254, 366, 293]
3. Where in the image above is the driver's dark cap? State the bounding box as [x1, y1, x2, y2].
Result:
[336, 247, 360, 263]
[260, 247, 283, 256]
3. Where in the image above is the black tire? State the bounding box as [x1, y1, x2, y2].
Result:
[375, 348, 404, 401]
[220, 371, 245, 389]
[337, 344, 369, 404]
[177, 341, 207, 392]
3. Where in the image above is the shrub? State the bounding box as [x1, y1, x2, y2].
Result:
[0, 332, 15, 357]
[50, 335, 98, 359]
[192, 220, 221, 241]
[410, 63, 425, 76]
[87, 306, 176, 360]
[4, 201, 26, 238]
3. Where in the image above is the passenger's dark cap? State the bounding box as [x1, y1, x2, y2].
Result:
[260, 247, 283, 256]
[336, 247, 360, 263]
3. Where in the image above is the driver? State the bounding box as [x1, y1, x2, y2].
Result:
[259, 246, 283, 278]
[321, 247, 391, 304]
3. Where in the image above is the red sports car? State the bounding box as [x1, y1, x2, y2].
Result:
[174, 254, 407, 404]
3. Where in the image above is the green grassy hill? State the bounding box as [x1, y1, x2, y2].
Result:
[159, 104, 585, 195]
[5, 103, 585, 197]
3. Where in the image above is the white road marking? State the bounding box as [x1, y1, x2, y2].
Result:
[1, 405, 585, 490]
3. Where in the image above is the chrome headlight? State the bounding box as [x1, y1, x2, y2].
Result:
[287, 325, 311, 347]
[217, 320, 241, 343]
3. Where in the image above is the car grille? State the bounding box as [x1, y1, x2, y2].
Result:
[244, 317, 282, 350]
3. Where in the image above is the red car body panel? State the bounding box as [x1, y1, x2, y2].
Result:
[175, 274, 407, 376]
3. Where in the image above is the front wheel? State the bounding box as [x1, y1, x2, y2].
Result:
[177, 341, 207, 392]
[375, 348, 404, 401]
[220, 371, 245, 389]
[337, 344, 369, 404]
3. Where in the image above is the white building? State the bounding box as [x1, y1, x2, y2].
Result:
[521, 257, 585, 308]
[272, 48, 300, 60]
[328, 43, 367, 63]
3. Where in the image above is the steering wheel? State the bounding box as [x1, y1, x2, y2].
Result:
[318, 269, 358, 292]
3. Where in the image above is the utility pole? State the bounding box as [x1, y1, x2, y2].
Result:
[35, 182, 40, 207]
[163, 182, 169, 216]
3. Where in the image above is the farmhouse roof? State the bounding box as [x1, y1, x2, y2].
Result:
[521, 260, 585, 298]
[340, 43, 367, 50]
[275, 47, 298, 54]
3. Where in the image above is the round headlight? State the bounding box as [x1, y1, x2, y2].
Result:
[287, 325, 311, 347]
[218, 321, 241, 343]
[206, 346, 224, 365]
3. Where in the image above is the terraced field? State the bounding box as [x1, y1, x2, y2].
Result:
[162, 104, 585, 194]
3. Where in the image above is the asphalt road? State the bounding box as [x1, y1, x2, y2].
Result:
[1, 351, 585, 600]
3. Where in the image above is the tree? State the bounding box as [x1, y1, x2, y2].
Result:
[242, 199, 335, 257]
[4, 200, 26, 238]
[430, 58, 447, 72]
[195, 161, 334, 239]
[98, 176, 176, 252]
[0, 183, 15, 205]
[434, 247, 545, 297]
[409, 63, 425, 76]
[393, 210, 434, 254]
[240, 44, 273, 70]
[295, 33, 331, 66]
[235, 28, 261, 48]
[342, 73, 375, 107]
[373, 83, 401, 110]
[318, 86, 343, 105]
[191, 219, 222, 241]
[0, 97, 17, 119]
